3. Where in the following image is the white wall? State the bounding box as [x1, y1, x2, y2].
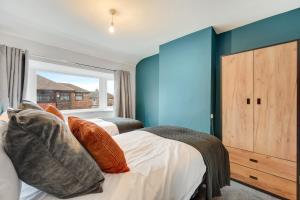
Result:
[0, 31, 136, 118]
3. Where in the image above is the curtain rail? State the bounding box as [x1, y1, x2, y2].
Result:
[30, 54, 117, 72]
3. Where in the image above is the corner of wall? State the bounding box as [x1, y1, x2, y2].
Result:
[210, 28, 217, 135]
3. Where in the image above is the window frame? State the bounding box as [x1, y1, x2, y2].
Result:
[75, 93, 84, 101]
[37, 90, 55, 103]
[58, 92, 71, 102]
[27, 59, 114, 113]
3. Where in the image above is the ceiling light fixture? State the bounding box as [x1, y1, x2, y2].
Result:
[109, 9, 116, 33]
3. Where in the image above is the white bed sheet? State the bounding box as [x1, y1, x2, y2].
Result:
[20, 131, 206, 200]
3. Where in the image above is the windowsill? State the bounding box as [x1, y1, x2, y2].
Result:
[61, 107, 113, 115]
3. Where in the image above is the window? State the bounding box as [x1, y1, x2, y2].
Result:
[37, 91, 54, 102]
[58, 92, 70, 101]
[90, 89, 100, 108]
[75, 93, 83, 101]
[107, 80, 114, 107]
[36, 71, 99, 110]
[37, 95, 51, 102]
[29, 60, 114, 111]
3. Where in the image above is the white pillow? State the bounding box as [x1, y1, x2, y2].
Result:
[0, 121, 21, 200]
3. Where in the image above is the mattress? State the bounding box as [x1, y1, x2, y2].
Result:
[20, 130, 206, 200]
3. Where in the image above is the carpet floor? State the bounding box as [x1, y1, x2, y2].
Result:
[213, 181, 280, 200]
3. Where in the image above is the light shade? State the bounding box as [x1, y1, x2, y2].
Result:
[109, 24, 115, 33]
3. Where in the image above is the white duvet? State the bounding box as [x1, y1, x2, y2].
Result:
[21, 131, 206, 200]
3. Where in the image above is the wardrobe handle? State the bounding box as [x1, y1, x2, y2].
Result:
[246, 98, 251, 104]
[249, 175, 258, 180]
[249, 158, 258, 163]
[257, 98, 261, 105]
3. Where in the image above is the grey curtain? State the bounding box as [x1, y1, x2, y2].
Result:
[114, 70, 133, 118]
[0, 45, 28, 110]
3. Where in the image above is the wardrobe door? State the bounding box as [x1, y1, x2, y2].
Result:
[222, 51, 254, 151]
[254, 42, 297, 161]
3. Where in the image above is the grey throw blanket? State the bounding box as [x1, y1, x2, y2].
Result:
[142, 126, 230, 200]
[102, 117, 144, 133]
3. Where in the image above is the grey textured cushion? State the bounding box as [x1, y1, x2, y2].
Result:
[18, 100, 43, 110]
[4, 109, 105, 198]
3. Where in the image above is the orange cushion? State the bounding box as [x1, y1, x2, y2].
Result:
[68, 116, 129, 173]
[45, 105, 65, 121]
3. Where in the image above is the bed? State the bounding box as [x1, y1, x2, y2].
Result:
[19, 126, 230, 200]
[86, 117, 144, 135]
[1, 102, 228, 200]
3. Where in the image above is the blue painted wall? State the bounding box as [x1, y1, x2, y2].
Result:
[136, 27, 215, 133]
[215, 8, 300, 138]
[136, 8, 300, 136]
[159, 27, 215, 133]
[136, 54, 159, 127]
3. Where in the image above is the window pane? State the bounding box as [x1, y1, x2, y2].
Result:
[75, 93, 83, 101]
[107, 80, 114, 107]
[36, 71, 99, 110]
[37, 91, 55, 102]
[90, 89, 99, 108]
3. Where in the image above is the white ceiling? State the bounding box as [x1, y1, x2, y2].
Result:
[0, 0, 299, 65]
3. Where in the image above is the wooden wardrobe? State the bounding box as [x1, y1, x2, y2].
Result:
[222, 41, 299, 199]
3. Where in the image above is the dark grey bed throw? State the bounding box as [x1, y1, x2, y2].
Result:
[142, 126, 230, 200]
[102, 117, 144, 133]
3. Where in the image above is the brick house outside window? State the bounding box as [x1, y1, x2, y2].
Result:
[37, 75, 95, 110]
